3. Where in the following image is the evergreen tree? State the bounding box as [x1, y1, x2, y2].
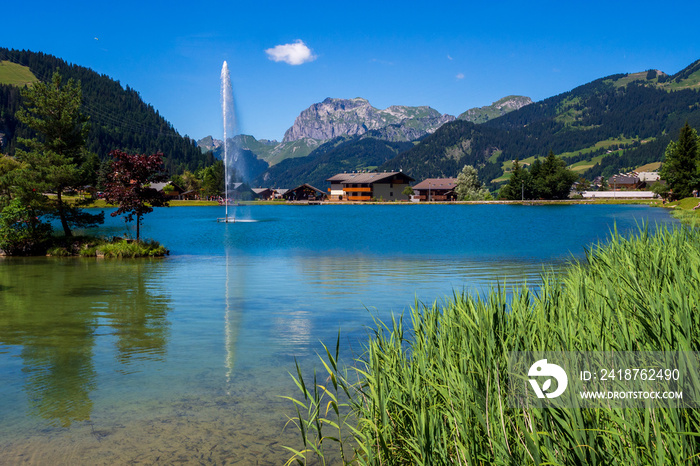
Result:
[531, 151, 578, 199]
[13, 71, 103, 236]
[659, 122, 699, 199]
[0, 155, 20, 204]
[498, 159, 531, 200]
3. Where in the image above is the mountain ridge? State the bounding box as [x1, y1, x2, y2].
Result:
[458, 96, 532, 123]
[282, 97, 456, 143]
[197, 94, 529, 170]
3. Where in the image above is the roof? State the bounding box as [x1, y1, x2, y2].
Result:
[339, 171, 414, 185]
[286, 183, 326, 195]
[326, 173, 355, 182]
[149, 182, 170, 191]
[609, 175, 640, 184]
[150, 181, 184, 192]
[637, 172, 660, 182]
[252, 188, 273, 194]
[413, 178, 458, 190]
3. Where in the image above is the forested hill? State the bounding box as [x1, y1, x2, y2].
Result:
[380, 60, 700, 185]
[0, 48, 215, 174]
[254, 137, 414, 189]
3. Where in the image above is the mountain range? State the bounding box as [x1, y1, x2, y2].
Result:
[2, 47, 699, 192]
[214, 61, 700, 189]
[197, 95, 532, 184]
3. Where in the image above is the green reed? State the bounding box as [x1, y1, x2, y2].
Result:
[284, 224, 700, 465]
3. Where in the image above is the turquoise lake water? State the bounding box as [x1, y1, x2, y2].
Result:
[0, 204, 677, 463]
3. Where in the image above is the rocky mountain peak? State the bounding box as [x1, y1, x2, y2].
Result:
[282, 97, 455, 143]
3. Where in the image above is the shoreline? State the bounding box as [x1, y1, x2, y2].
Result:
[80, 198, 666, 208]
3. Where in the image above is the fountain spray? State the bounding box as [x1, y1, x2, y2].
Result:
[220, 61, 238, 222]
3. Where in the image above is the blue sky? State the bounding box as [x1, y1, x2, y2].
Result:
[3, 1, 699, 141]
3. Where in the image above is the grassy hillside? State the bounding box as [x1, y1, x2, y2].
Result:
[0, 61, 38, 86]
[257, 138, 320, 165]
[493, 137, 647, 182]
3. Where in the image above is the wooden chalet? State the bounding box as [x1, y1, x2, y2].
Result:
[283, 184, 327, 201]
[608, 175, 642, 190]
[412, 178, 458, 202]
[326, 171, 414, 201]
[150, 181, 185, 199]
[252, 188, 275, 200]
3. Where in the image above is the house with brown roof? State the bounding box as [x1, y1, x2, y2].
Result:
[608, 175, 642, 190]
[326, 173, 353, 200]
[252, 188, 276, 200]
[412, 178, 458, 202]
[326, 171, 414, 201]
[283, 184, 327, 201]
[150, 181, 185, 199]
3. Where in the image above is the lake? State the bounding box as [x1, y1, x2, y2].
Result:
[0, 204, 676, 464]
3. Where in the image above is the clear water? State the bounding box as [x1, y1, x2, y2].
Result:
[0, 204, 676, 464]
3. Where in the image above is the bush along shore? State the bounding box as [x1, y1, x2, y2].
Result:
[285, 224, 700, 465]
[45, 237, 169, 258]
[0, 233, 168, 258]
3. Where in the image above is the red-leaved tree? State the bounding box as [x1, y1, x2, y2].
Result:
[103, 150, 169, 241]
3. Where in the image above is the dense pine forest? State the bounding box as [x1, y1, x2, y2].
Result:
[0, 48, 215, 174]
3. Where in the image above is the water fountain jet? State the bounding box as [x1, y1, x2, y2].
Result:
[218, 61, 238, 223]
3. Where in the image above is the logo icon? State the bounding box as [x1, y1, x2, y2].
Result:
[528, 359, 568, 398]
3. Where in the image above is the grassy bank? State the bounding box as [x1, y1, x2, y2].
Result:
[286, 224, 700, 465]
[667, 197, 700, 226]
[47, 237, 168, 258]
[63, 197, 221, 208]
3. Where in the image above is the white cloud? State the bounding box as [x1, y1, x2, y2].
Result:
[456, 73, 465, 80]
[265, 40, 316, 65]
[447, 54, 453, 61]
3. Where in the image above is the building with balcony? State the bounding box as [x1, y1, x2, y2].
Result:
[326, 171, 414, 201]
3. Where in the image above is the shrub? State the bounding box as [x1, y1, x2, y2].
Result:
[96, 238, 168, 258]
[44, 236, 168, 258]
[0, 199, 53, 255]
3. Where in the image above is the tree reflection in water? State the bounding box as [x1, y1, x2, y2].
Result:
[0, 258, 171, 427]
